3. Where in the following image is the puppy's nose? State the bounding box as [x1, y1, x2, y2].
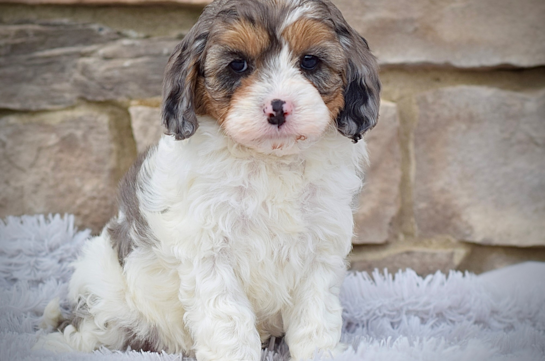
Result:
[264, 99, 291, 127]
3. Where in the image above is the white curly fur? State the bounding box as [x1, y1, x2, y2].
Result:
[36, 117, 367, 361]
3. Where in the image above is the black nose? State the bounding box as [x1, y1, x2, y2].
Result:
[267, 99, 286, 127]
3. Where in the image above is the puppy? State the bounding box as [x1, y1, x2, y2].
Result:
[36, 0, 380, 360]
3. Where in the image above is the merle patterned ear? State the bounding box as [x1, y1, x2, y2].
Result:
[327, 4, 381, 143]
[161, 21, 209, 140]
[336, 49, 381, 143]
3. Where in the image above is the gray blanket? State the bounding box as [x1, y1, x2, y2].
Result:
[1, 214, 544, 361]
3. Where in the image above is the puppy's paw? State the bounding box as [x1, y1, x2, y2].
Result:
[194, 329, 262, 361]
[32, 332, 76, 353]
[40, 297, 63, 330]
[324, 342, 349, 359]
[289, 342, 349, 361]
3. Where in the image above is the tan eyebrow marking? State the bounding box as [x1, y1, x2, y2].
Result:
[282, 18, 337, 55]
[217, 20, 270, 59]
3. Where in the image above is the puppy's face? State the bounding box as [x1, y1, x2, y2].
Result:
[163, 0, 380, 155]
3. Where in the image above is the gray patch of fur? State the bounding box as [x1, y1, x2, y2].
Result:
[123, 326, 161, 352]
[108, 147, 157, 266]
[323, 0, 381, 141]
[56, 296, 91, 333]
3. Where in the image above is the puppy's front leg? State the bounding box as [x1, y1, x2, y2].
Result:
[283, 259, 346, 361]
[178, 254, 261, 361]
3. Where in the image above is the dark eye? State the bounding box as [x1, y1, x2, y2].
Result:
[300, 55, 319, 70]
[229, 59, 248, 73]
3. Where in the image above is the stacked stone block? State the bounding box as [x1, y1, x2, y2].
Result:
[1, 0, 544, 274]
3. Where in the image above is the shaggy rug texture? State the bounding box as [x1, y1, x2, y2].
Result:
[0, 214, 544, 361]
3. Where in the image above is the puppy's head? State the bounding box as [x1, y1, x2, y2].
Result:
[162, 0, 380, 154]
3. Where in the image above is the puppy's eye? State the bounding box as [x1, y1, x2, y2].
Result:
[300, 55, 319, 70]
[229, 59, 248, 73]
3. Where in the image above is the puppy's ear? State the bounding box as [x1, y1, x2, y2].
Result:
[162, 22, 209, 140]
[327, 5, 381, 143]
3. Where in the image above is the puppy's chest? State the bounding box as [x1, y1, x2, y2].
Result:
[225, 162, 320, 240]
[224, 164, 329, 277]
[227, 173, 321, 307]
[172, 154, 345, 289]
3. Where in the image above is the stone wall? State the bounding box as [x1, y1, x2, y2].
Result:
[1, 0, 544, 274]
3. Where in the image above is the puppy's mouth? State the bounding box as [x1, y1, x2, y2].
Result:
[251, 127, 310, 153]
[256, 131, 309, 148]
[260, 118, 310, 141]
[270, 135, 307, 150]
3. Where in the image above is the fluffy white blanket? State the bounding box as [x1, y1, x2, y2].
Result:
[0, 214, 544, 361]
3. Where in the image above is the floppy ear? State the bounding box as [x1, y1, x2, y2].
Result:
[337, 44, 381, 143]
[327, 6, 381, 142]
[162, 22, 209, 140]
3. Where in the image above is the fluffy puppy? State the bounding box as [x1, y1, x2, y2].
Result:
[36, 0, 380, 360]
